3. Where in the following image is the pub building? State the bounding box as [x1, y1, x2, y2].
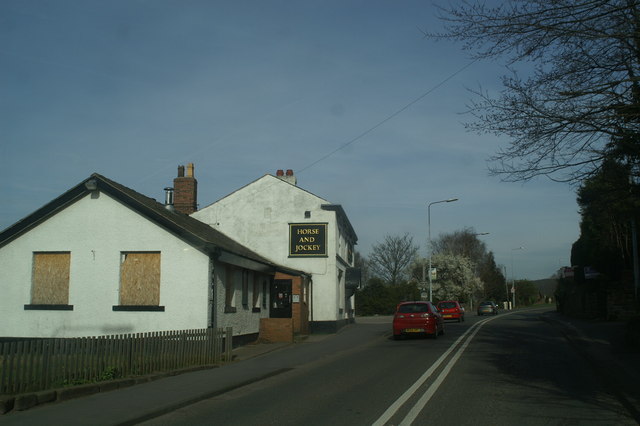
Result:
[192, 169, 360, 336]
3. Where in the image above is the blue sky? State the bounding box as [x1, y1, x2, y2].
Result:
[0, 0, 580, 280]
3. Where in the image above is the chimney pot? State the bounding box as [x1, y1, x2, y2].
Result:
[177, 165, 185, 178]
[164, 187, 176, 211]
[276, 168, 297, 185]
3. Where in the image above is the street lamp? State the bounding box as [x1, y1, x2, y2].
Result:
[428, 198, 459, 302]
[511, 246, 524, 308]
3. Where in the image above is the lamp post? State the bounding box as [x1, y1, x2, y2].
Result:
[511, 246, 524, 308]
[428, 198, 459, 302]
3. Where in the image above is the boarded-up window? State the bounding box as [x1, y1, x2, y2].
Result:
[120, 252, 160, 306]
[32, 252, 70, 305]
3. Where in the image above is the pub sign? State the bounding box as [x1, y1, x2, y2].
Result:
[289, 223, 327, 257]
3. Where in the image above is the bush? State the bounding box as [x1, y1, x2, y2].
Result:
[356, 280, 420, 315]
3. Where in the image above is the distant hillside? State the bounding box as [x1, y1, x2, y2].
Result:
[533, 278, 557, 296]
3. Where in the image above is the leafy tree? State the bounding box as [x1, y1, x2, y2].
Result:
[478, 251, 508, 302]
[429, 253, 483, 304]
[368, 233, 419, 286]
[514, 279, 539, 306]
[572, 158, 640, 278]
[355, 279, 420, 315]
[355, 279, 393, 315]
[389, 281, 422, 306]
[431, 228, 507, 301]
[432, 0, 640, 184]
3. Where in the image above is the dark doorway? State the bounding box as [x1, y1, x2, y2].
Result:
[270, 279, 292, 318]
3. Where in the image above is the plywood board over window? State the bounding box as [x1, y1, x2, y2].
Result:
[31, 252, 71, 306]
[119, 252, 161, 307]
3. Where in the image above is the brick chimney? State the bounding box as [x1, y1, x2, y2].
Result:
[275, 169, 297, 185]
[173, 163, 198, 214]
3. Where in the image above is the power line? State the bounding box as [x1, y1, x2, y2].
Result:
[298, 59, 478, 174]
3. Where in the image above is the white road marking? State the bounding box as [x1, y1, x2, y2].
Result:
[373, 313, 508, 426]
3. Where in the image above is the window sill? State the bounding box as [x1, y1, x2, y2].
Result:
[224, 306, 237, 313]
[112, 305, 165, 312]
[24, 304, 74, 311]
[252, 307, 261, 313]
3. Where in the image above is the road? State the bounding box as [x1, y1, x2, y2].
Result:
[141, 308, 637, 425]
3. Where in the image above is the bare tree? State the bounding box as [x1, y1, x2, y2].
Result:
[353, 251, 372, 285]
[432, 227, 487, 262]
[368, 234, 419, 285]
[431, 0, 640, 184]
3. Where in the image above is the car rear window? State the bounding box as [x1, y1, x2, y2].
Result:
[397, 303, 429, 314]
[438, 302, 457, 309]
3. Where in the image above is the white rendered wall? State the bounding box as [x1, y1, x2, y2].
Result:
[212, 263, 270, 337]
[0, 191, 211, 338]
[193, 175, 350, 323]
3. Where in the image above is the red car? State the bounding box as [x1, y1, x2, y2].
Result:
[437, 300, 465, 322]
[392, 301, 444, 340]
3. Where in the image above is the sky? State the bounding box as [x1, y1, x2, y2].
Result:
[0, 0, 581, 281]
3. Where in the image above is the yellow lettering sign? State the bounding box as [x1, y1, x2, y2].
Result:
[290, 224, 326, 256]
[297, 228, 319, 235]
[295, 244, 321, 252]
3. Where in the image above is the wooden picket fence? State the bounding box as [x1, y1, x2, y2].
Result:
[0, 327, 233, 394]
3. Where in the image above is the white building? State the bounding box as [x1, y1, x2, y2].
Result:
[0, 172, 306, 342]
[192, 169, 360, 333]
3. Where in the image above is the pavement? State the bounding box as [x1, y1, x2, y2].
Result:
[539, 310, 640, 422]
[0, 330, 340, 426]
[0, 311, 638, 425]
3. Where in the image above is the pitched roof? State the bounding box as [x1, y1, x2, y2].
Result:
[0, 173, 307, 276]
[197, 173, 357, 244]
[199, 173, 329, 210]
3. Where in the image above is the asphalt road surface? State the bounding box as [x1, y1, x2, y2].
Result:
[140, 308, 637, 425]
